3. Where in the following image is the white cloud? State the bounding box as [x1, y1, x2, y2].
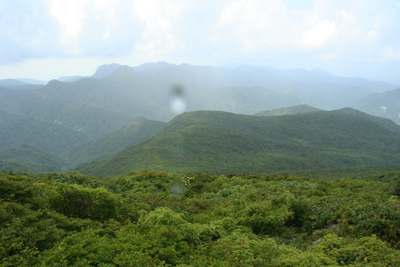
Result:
[0, 0, 399, 83]
[302, 20, 337, 48]
[367, 30, 376, 40]
[381, 46, 400, 61]
[131, 0, 189, 56]
[323, 52, 339, 59]
[48, 0, 88, 54]
[213, 0, 299, 50]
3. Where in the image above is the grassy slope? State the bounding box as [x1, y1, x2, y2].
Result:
[73, 110, 400, 176]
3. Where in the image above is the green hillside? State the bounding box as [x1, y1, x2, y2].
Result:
[0, 144, 66, 173]
[254, 104, 321, 116]
[0, 110, 90, 158]
[65, 117, 165, 166]
[333, 107, 400, 134]
[0, 87, 135, 139]
[73, 110, 400, 176]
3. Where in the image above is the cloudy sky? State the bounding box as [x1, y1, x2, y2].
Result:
[0, 0, 399, 84]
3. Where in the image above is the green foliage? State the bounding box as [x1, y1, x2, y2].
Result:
[313, 234, 400, 266]
[2, 169, 400, 265]
[0, 173, 46, 209]
[47, 172, 105, 188]
[47, 183, 121, 221]
[339, 202, 400, 246]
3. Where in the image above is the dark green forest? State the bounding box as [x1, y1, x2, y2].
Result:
[2, 168, 400, 266]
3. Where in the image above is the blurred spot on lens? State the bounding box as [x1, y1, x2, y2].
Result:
[169, 85, 187, 114]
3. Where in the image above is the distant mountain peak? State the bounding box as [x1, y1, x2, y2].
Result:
[47, 79, 63, 85]
[135, 61, 174, 71]
[103, 65, 137, 80]
[0, 78, 28, 87]
[92, 63, 122, 79]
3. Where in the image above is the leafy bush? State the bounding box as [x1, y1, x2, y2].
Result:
[313, 234, 400, 266]
[47, 183, 122, 221]
[339, 202, 400, 246]
[2, 170, 400, 265]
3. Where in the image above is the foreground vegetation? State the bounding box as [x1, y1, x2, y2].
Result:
[2, 168, 400, 266]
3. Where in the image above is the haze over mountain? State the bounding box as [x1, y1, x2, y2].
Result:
[0, 79, 43, 90]
[0, 86, 135, 139]
[0, 109, 89, 159]
[353, 87, 400, 125]
[41, 62, 399, 116]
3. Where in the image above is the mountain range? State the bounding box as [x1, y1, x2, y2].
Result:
[1, 62, 399, 174]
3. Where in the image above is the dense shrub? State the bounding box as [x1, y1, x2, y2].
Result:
[2, 170, 400, 265]
[46, 183, 122, 221]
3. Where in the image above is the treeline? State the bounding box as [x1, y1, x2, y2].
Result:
[2, 170, 400, 266]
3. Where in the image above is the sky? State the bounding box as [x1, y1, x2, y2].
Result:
[0, 0, 399, 84]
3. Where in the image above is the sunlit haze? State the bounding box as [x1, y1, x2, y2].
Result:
[0, 0, 399, 84]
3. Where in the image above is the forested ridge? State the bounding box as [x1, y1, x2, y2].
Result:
[73, 110, 400, 176]
[2, 168, 400, 266]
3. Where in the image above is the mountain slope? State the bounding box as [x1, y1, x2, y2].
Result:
[73, 110, 400, 176]
[40, 76, 175, 122]
[0, 87, 135, 139]
[65, 117, 165, 166]
[92, 63, 123, 79]
[353, 87, 400, 124]
[0, 144, 66, 173]
[0, 79, 28, 87]
[0, 110, 89, 158]
[333, 108, 400, 134]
